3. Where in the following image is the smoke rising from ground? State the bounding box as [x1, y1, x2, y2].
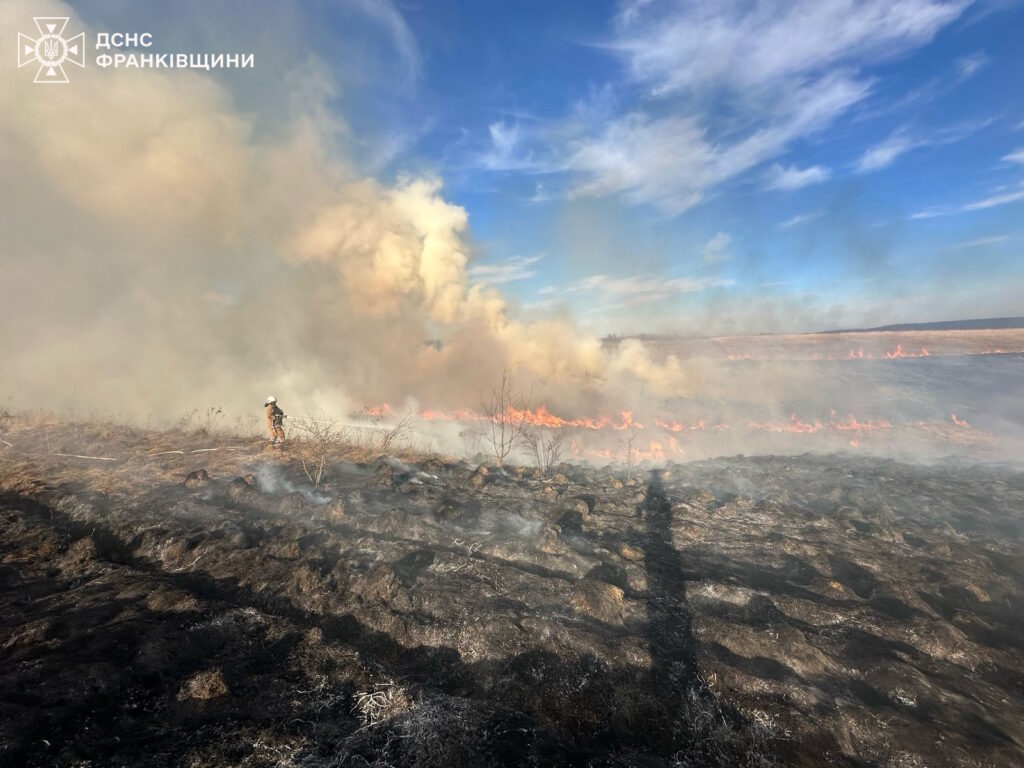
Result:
[2, 1, 1020, 466]
[0, 0, 692, 430]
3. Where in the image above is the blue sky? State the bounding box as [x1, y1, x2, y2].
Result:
[73, 0, 1024, 334]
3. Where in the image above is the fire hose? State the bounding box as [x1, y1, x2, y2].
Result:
[283, 415, 392, 432]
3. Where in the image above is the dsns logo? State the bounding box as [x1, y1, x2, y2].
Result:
[18, 17, 85, 84]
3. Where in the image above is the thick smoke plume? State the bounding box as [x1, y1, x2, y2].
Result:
[0, 0, 686, 430]
[3, 1, 1019, 465]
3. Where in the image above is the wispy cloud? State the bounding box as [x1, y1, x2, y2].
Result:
[911, 181, 1024, 218]
[475, 119, 560, 173]
[702, 232, 732, 263]
[963, 184, 1024, 210]
[862, 49, 991, 122]
[566, 74, 868, 213]
[467, 254, 544, 284]
[476, 1, 970, 216]
[1003, 148, 1024, 164]
[857, 132, 923, 172]
[954, 51, 991, 82]
[526, 182, 553, 203]
[348, 0, 421, 86]
[947, 234, 1011, 248]
[778, 210, 825, 229]
[478, 121, 536, 172]
[857, 119, 991, 172]
[558, 272, 733, 307]
[766, 163, 831, 191]
[610, 0, 969, 97]
[520, 298, 559, 312]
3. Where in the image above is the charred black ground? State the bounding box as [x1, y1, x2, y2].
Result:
[1, 419, 1022, 767]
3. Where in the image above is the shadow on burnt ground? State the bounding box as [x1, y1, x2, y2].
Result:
[633, 472, 789, 766]
[4, 441, 1024, 767]
[629, 480, 1024, 765]
[639, 471, 700, 749]
[0, 477, 784, 767]
[649, 542, 1023, 761]
[321, 472, 779, 768]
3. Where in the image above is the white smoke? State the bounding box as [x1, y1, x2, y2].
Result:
[0, 0, 696, 430]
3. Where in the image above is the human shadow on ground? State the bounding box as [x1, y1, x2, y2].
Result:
[1, 478, 779, 767]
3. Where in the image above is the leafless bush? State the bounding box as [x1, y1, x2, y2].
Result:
[291, 413, 340, 487]
[177, 407, 224, 437]
[521, 427, 565, 471]
[623, 429, 639, 481]
[479, 368, 528, 466]
[232, 413, 262, 439]
[379, 412, 414, 453]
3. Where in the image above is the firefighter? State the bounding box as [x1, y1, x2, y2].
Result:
[265, 396, 286, 444]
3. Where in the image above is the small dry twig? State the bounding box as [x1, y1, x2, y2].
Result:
[53, 453, 119, 461]
[352, 680, 412, 727]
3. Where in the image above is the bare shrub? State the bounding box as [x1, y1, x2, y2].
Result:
[623, 429, 639, 481]
[379, 412, 414, 453]
[291, 413, 340, 487]
[479, 368, 528, 466]
[231, 413, 262, 439]
[521, 427, 565, 471]
[177, 407, 224, 437]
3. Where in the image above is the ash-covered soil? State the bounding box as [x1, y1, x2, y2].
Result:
[1, 426, 1022, 767]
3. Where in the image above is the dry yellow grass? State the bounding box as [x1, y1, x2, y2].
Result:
[0, 410, 439, 501]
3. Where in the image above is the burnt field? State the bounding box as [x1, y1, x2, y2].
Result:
[1, 419, 1023, 767]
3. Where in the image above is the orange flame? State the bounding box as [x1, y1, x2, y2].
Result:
[420, 407, 479, 422]
[721, 345, 949, 361]
[747, 412, 891, 434]
[508, 406, 644, 431]
[569, 436, 685, 463]
[396, 404, 895, 436]
[828, 412, 892, 431]
[358, 401, 980, 459]
[883, 345, 930, 359]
